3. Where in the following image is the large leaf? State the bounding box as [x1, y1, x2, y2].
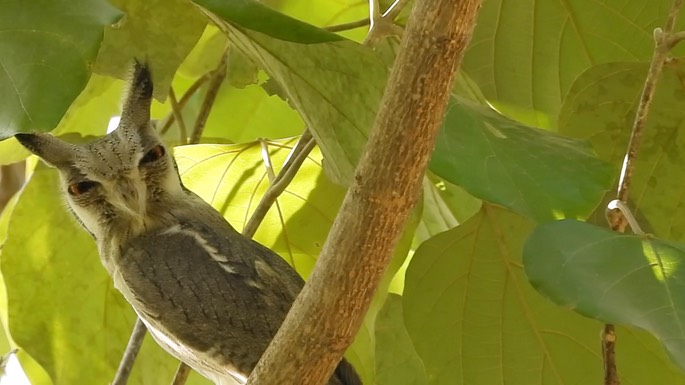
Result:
[1, 164, 205, 385]
[403, 204, 685, 385]
[0, 0, 121, 138]
[558, 59, 685, 241]
[524, 219, 685, 372]
[430, 100, 612, 222]
[462, 0, 685, 127]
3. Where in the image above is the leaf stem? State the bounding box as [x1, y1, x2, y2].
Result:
[325, 19, 370, 32]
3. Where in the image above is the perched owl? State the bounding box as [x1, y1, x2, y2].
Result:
[15, 64, 361, 385]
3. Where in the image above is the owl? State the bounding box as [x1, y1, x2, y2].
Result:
[15, 64, 361, 385]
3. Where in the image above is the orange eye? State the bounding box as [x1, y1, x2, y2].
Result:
[68, 181, 98, 196]
[140, 145, 166, 165]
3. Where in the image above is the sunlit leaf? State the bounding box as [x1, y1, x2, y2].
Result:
[462, 0, 685, 127]
[1, 164, 206, 385]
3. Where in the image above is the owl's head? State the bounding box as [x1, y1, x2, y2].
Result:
[15, 64, 184, 240]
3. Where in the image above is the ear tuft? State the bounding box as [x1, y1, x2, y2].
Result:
[14, 133, 75, 168]
[119, 61, 154, 131]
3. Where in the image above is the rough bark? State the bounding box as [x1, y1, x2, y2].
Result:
[247, 0, 483, 384]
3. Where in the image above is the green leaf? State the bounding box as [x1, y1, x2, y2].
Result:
[558, 59, 685, 241]
[375, 294, 427, 385]
[0, 0, 121, 138]
[192, 0, 342, 43]
[404, 204, 685, 385]
[523, 219, 685, 372]
[462, 0, 685, 127]
[430, 100, 612, 222]
[94, 0, 206, 101]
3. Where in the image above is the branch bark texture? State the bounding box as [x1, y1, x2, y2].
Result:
[247, 0, 482, 384]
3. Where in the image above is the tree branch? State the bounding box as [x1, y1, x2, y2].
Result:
[111, 318, 147, 385]
[247, 0, 483, 383]
[603, 1, 684, 384]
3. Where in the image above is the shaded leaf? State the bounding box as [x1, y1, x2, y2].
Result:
[558, 59, 685, 241]
[94, 0, 206, 100]
[404, 204, 685, 385]
[524, 219, 685, 372]
[193, 0, 342, 43]
[0, 0, 121, 138]
[430, 100, 612, 222]
[375, 294, 427, 385]
[462, 0, 685, 127]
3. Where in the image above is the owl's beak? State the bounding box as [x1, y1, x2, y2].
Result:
[111, 177, 147, 219]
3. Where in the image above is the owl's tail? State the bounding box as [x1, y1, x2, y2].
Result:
[333, 358, 363, 385]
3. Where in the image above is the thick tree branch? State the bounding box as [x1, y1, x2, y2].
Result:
[247, 0, 482, 384]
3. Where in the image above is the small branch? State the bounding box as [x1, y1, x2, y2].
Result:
[159, 74, 210, 135]
[189, 53, 228, 144]
[168, 87, 188, 145]
[112, 318, 147, 385]
[170, 362, 192, 385]
[325, 19, 370, 32]
[247, 0, 482, 383]
[243, 133, 316, 238]
[609, 0, 683, 232]
[603, 1, 684, 384]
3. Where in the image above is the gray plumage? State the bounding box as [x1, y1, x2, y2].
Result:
[15, 63, 361, 385]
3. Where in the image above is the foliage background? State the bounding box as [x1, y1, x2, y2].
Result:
[2, 0, 685, 384]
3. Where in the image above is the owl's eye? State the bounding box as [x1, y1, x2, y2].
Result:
[140, 145, 166, 165]
[68, 181, 99, 196]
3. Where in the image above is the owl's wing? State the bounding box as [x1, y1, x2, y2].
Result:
[114, 220, 304, 378]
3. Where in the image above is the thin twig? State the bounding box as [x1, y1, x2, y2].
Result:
[243, 134, 316, 238]
[383, 0, 411, 20]
[603, 1, 684, 384]
[159, 74, 210, 135]
[325, 18, 370, 32]
[112, 318, 147, 385]
[189, 52, 228, 144]
[169, 87, 188, 145]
